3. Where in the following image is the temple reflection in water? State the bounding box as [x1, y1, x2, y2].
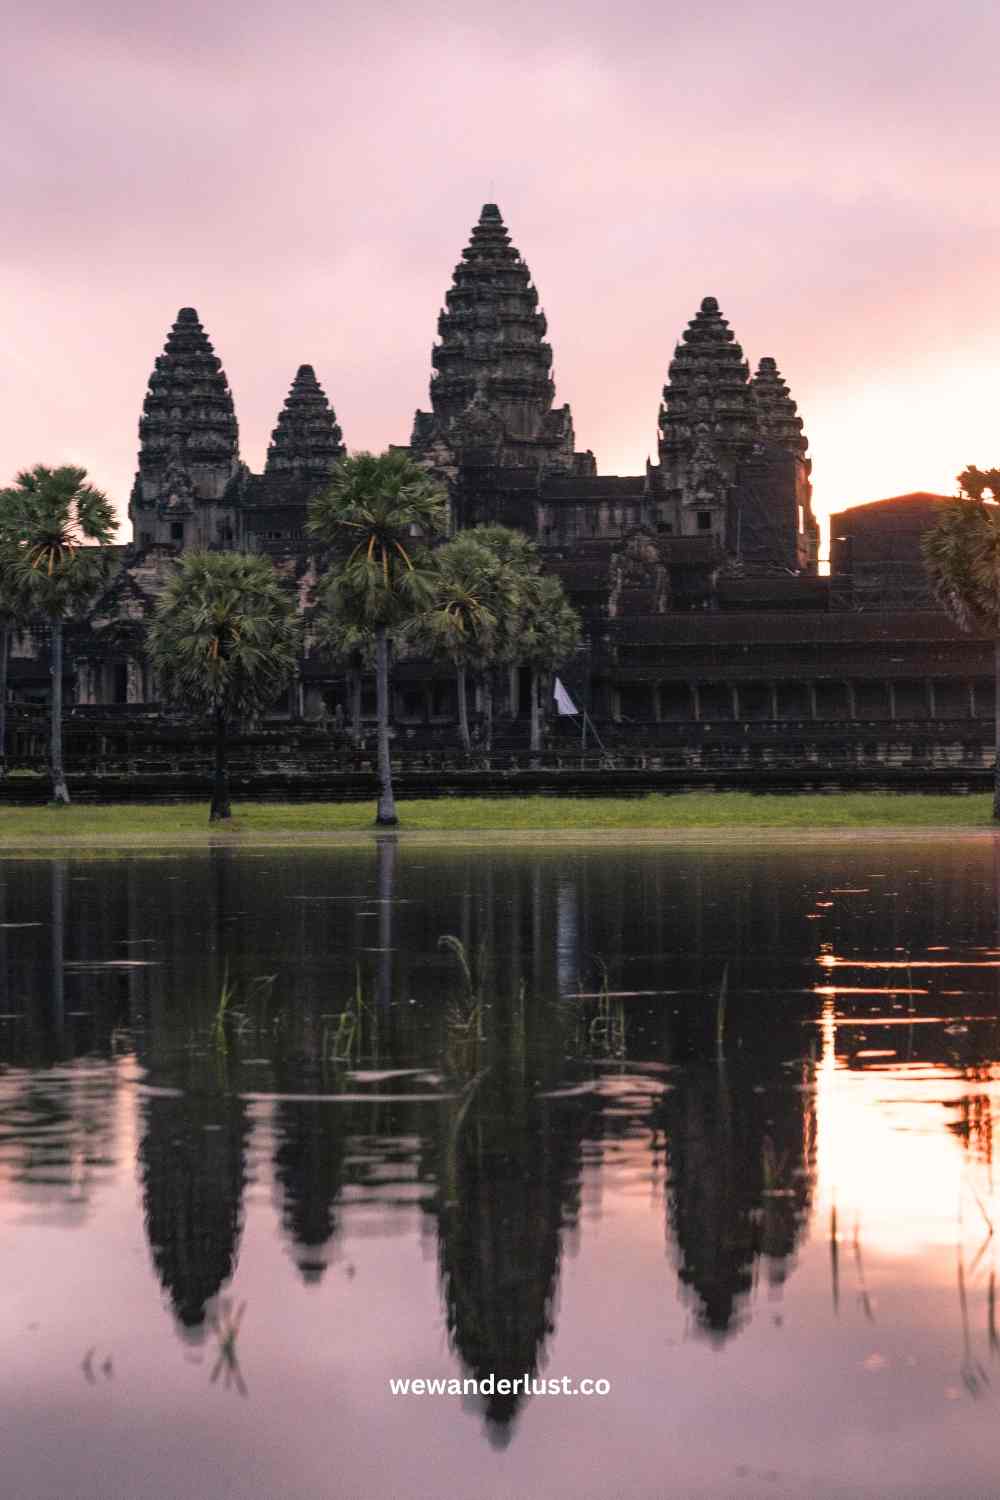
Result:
[2, 839, 1000, 1449]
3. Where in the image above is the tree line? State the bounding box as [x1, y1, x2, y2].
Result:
[0, 453, 581, 823]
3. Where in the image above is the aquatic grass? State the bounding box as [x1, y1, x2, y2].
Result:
[716, 962, 729, 1061]
[209, 968, 278, 1056]
[0, 791, 996, 848]
[957, 1240, 990, 1397]
[438, 934, 486, 1076]
[210, 1299, 248, 1397]
[324, 964, 378, 1066]
[569, 957, 627, 1062]
[852, 1218, 876, 1324]
[443, 1064, 492, 1206]
[761, 1135, 795, 1197]
[210, 964, 237, 1051]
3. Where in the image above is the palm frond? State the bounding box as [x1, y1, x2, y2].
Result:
[148, 551, 302, 719]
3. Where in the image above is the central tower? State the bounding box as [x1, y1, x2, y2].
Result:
[411, 204, 593, 483]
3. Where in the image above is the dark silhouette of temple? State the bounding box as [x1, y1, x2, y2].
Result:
[6, 203, 993, 772]
[119, 204, 815, 579]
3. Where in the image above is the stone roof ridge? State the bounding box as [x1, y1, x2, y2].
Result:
[264, 364, 345, 481]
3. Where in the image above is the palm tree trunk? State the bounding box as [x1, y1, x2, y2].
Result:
[374, 624, 398, 827]
[456, 662, 471, 753]
[50, 620, 70, 805]
[994, 638, 1000, 822]
[0, 621, 9, 778]
[530, 667, 541, 753]
[540, 669, 552, 746]
[211, 705, 232, 822]
[483, 670, 494, 753]
[350, 664, 362, 743]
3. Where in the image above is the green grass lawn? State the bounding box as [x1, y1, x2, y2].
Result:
[0, 792, 995, 845]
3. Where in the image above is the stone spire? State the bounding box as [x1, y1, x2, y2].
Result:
[265, 364, 345, 482]
[751, 357, 809, 458]
[657, 297, 758, 472]
[653, 297, 758, 544]
[129, 308, 242, 546]
[411, 204, 588, 474]
[747, 355, 818, 573]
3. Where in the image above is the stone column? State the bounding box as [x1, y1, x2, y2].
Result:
[927, 680, 937, 719]
[731, 684, 740, 720]
[126, 659, 144, 704]
[970, 680, 977, 718]
[846, 681, 857, 720]
[652, 684, 662, 723]
[808, 683, 818, 720]
[691, 683, 701, 722]
[509, 665, 520, 719]
[888, 681, 897, 721]
[769, 682, 779, 720]
[73, 658, 94, 706]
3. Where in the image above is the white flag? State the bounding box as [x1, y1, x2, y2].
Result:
[553, 677, 578, 716]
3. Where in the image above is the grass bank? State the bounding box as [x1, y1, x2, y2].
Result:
[0, 792, 994, 847]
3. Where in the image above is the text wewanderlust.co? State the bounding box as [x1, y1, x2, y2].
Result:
[389, 1375, 611, 1397]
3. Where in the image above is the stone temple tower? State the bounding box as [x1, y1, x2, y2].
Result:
[654, 298, 817, 573]
[264, 365, 345, 483]
[656, 297, 759, 543]
[411, 204, 594, 485]
[129, 308, 243, 550]
[745, 355, 819, 570]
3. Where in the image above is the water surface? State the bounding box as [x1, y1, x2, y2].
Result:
[3, 838, 1000, 1499]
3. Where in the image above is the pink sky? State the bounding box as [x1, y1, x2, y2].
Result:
[3, 0, 997, 548]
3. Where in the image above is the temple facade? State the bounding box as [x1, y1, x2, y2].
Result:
[5, 204, 990, 769]
[119, 204, 818, 579]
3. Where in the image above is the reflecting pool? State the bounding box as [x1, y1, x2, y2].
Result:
[3, 836, 1000, 1498]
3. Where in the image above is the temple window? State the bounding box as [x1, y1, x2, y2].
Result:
[697, 511, 712, 531]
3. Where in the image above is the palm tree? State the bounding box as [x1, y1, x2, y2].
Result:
[309, 608, 373, 744]
[0, 534, 35, 778]
[517, 575, 582, 753]
[458, 525, 541, 750]
[147, 551, 302, 822]
[1, 465, 116, 803]
[307, 451, 447, 827]
[413, 533, 503, 753]
[923, 470, 1000, 820]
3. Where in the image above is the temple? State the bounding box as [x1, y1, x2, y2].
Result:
[4, 203, 993, 780]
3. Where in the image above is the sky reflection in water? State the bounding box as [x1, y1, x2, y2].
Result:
[2, 839, 1000, 1498]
